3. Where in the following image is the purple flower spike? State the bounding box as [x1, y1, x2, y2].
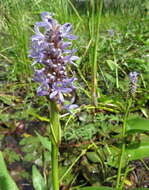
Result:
[29, 12, 79, 110]
[129, 72, 139, 95]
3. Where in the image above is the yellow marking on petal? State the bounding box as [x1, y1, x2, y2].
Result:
[22, 133, 31, 138]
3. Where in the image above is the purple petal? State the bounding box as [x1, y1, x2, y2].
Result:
[63, 49, 71, 54]
[61, 42, 72, 49]
[70, 61, 77, 66]
[31, 35, 44, 42]
[42, 80, 49, 89]
[65, 104, 78, 112]
[41, 12, 56, 27]
[37, 85, 49, 96]
[61, 23, 72, 33]
[58, 92, 64, 102]
[50, 91, 58, 99]
[37, 90, 49, 96]
[41, 12, 53, 21]
[71, 56, 79, 61]
[34, 22, 47, 36]
[65, 34, 77, 40]
[69, 104, 78, 109]
[61, 87, 72, 93]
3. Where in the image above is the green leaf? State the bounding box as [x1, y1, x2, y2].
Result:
[106, 60, 118, 71]
[128, 58, 147, 65]
[0, 151, 19, 190]
[140, 108, 148, 118]
[106, 146, 122, 168]
[126, 118, 149, 133]
[32, 165, 47, 190]
[79, 187, 149, 190]
[28, 109, 50, 122]
[106, 140, 149, 168]
[126, 142, 149, 160]
[86, 152, 100, 163]
[131, 188, 149, 190]
[0, 94, 15, 106]
[36, 132, 51, 152]
[80, 186, 118, 190]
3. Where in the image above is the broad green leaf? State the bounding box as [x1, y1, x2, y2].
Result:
[126, 118, 149, 133]
[126, 142, 149, 161]
[80, 187, 149, 190]
[80, 186, 118, 190]
[36, 132, 51, 152]
[86, 152, 100, 163]
[0, 151, 19, 190]
[132, 189, 149, 190]
[32, 165, 47, 190]
[106, 141, 149, 169]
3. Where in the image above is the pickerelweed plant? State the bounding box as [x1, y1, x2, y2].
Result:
[29, 12, 79, 190]
[116, 71, 139, 189]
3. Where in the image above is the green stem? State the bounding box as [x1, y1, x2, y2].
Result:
[116, 98, 132, 189]
[51, 143, 59, 190]
[116, 143, 125, 189]
[50, 101, 61, 190]
[50, 101, 61, 145]
[116, 67, 119, 89]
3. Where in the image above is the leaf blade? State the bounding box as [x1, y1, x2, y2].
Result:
[0, 151, 19, 190]
[32, 165, 47, 190]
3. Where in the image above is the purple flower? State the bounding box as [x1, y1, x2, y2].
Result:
[65, 104, 78, 113]
[61, 23, 77, 40]
[50, 81, 72, 103]
[41, 12, 55, 22]
[37, 84, 49, 96]
[29, 12, 79, 110]
[129, 72, 139, 95]
[64, 49, 79, 65]
[33, 69, 49, 96]
[107, 29, 115, 37]
[62, 77, 77, 90]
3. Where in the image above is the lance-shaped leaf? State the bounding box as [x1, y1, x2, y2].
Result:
[126, 118, 149, 133]
[0, 151, 19, 190]
[126, 142, 149, 161]
[32, 165, 48, 190]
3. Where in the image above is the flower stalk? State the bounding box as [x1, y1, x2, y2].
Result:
[50, 101, 61, 190]
[116, 71, 139, 189]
